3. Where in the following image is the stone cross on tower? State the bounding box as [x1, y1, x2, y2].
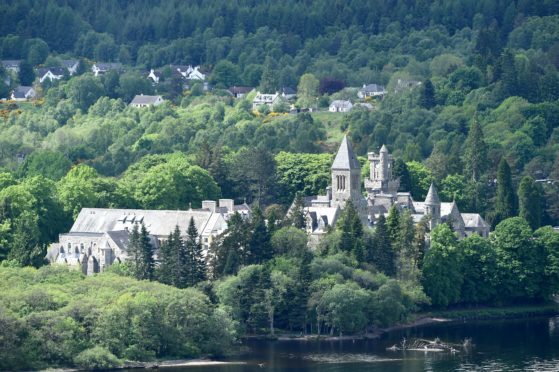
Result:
[331, 135, 362, 208]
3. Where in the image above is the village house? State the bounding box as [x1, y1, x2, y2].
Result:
[61, 60, 80, 75]
[130, 94, 165, 108]
[358, 83, 387, 99]
[329, 100, 353, 112]
[228, 86, 253, 98]
[37, 67, 66, 83]
[297, 137, 490, 246]
[92, 62, 123, 76]
[396, 79, 422, 91]
[46, 199, 251, 275]
[2, 60, 21, 73]
[11, 86, 36, 101]
[252, 91, 280, 109]
[280, 87, 297, 100]
[170, 64, 206, 80]
[147, 69, 162, 84]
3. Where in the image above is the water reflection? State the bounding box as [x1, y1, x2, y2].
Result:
[157, 316, 559, 372]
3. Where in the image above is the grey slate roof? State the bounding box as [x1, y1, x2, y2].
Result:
[95, 62, 122, 71]
[12, 86, 33, 99]
[37, 67, 66, 77]
[361, 83, 385, 92]
[130, 95, 162, 105]
[331, 135, 361, 170]
[2, 60, 20, 69]
[425, 183, 440, 204]
[228, 86, 252, 95]
[106, 230, 130, 250]
[61, 60, 78, 68]
[70, 208, 214, 238]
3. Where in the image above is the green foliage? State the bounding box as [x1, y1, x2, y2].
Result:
[421, 224, 462, 308]
[0, 266, 236, 370]
[73, 346, 122, 369]
[518, 176, 542, 229]
[492, 158, 518, 227]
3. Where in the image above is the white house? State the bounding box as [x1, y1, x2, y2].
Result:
[92, 62, 122, 76]
[130, 94, 165, 108]
[170, 64, 206, 80]
[11, 86, 36, 101]
[61, 60, 80, 75]
[37, 67, 66, 83]
[147, 69, 162, 84]
[252, 92, 280, 109]
[188, 66, 206, 80]
[358, 83, 386, 99]
[329, 100, 353, 112]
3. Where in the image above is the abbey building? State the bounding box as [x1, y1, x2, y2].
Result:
[302, 136, 489, 245]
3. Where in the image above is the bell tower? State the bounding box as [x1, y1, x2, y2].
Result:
[331, 135, 362, 208]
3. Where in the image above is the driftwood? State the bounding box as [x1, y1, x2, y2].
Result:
[386, 337, 473, 353]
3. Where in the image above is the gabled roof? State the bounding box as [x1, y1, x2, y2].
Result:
[130, 95, 163, 105]
[106, 230, 130, 250]
[330, 100, 353, 108]
[38, 67, 66, 77]
[461, 213, 489, 229]
[331, 135, 361, 170]
[281, 86, 296, 95]
[12, 86, 34, 98]
[2, 60, 20, 68]
[61, 59, 79, 68]
[425, 183, 440, 204]
[228, 86, 252, 95]
[94, 62, 122, 70]
[361, 83, 385, 92]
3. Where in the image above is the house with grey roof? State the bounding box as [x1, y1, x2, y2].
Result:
[11, 86, 36, 101]
[61, 60, 80, 75]
[329, 100, 353, 112]
[92, 62, 123, 76]
[252, 91, 280, 109]
[358, 83, 387, 99]
[130, 94, 164, 108]
[2, 60, 21, 73]
[37, 67, 66, 83]
[46, 199, 250, 275]
[228, 86, 253, 98]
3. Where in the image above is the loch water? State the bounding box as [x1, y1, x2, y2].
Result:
[161, 316, 559, 371]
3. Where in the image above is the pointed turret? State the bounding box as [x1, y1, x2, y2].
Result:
[380, 144, 389, 153]
[425, 183, 440, 204]
[424, 183, 441, 230]
[331, 135, 360, 170]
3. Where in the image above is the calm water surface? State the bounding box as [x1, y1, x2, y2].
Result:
[163, 316, 559, 371]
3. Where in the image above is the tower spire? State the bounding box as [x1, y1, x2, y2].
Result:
[331, 135, 360, 170]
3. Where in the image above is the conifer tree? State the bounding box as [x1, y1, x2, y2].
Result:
[464, 118, 488, 182]
[214, 212, 249, 276]
[518, 176, 542, 230]
[393, 159, 411, 192]
[493, 158, 517, 227]
[419, 79, 436, 109]
[386, 205, 400, 244]
[337, 200, 364, 261]
[290, 193, 307, 229]
[139, 223, 155, 280]
[157, 230, 176, 285]
[185, 217, 206, 286]
[127, 223, 142, 279]
[395, 210, 417, 281]
[371, 215, 395, 276]
[248, 207, 273, 264]
[414, 217, 428, 269]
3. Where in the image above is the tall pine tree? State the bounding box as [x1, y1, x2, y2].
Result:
[371, 215, 395, 276]
[185, 217, 206, 286]
[139, 223, 155, 280]
[248, 207, 273, 264]
[464, 118, 488, 182]
[493, 158, 517, 227]
[518, 176, 542, 230]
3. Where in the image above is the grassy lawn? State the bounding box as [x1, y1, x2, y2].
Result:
[310, 111, 347, 145]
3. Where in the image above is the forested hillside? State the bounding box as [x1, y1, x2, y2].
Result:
[1, 0, 559, 369]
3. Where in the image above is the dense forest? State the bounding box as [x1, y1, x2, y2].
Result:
[1, 0, 559, 369]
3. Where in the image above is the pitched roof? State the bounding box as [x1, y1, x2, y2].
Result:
[228, 86, 252, 94]
[330, 100, 353, 109]
[425, 183, 440, 204]
[70, 208, 215, 238]
[130, 95, 163, 105]
[38, 67, 66, 76]
[281, 86, 296, 95]
[2, 60, 20, 68]
[94, 62, 122, 70]
[61, 60, 79, 68]
[12, 86, 33, 98]
[361, 83, 385, 92]
[331, 135, 361, 170]
[461, 213, 489, 228]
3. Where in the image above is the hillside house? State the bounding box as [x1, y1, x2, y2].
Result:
[228, 86, 253, 98]
[61, 60, 80, 75]
[2, 60, 21, 73]
[130, 94, 164, 108]
[11, 86, 36, 101]
[358, 84, 386, 99]
[329, 100, 353, 112]
[37, 67, 66, 83]
[92, 62, 123, 76]
[252, 92, 280, 109]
